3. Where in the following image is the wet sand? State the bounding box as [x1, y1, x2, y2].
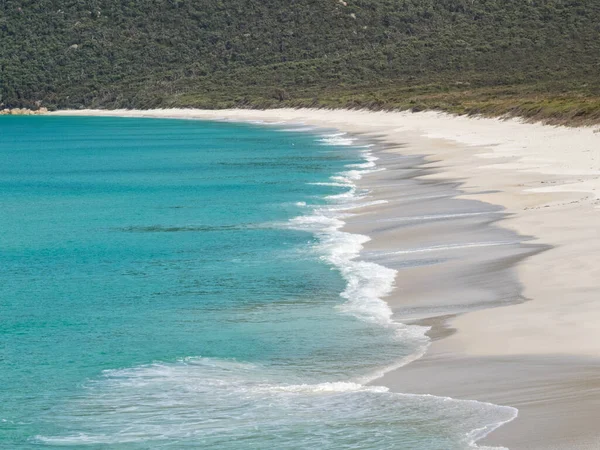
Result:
[51, 108, 600, 449]
[349, 137, 600, 450]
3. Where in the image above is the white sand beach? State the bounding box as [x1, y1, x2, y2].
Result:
[51, 108, 600, 449]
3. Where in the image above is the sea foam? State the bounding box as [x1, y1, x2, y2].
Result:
[36, 355, 517, 448]
[281, 133, 435, 396]
[281, 130, 518, 445]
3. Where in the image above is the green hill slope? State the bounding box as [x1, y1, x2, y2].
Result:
[2, 0, 599, 122]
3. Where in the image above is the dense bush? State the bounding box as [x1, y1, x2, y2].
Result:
[1, 0, 599, 117]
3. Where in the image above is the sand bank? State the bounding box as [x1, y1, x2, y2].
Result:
[51, 109, 600, 449]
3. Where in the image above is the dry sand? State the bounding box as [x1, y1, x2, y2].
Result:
[50, 108, 600, 449]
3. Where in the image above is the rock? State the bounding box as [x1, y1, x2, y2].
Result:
[0, 108, 49, 115]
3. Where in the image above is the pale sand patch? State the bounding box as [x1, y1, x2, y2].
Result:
[50, 108, 600, 448]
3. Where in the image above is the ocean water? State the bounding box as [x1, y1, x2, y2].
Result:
[0, 116, 515, 449]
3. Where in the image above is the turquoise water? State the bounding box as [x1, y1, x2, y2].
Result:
[1, 116, 514, 449]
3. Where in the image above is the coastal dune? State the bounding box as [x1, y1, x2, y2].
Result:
[51, 108, 600, 449]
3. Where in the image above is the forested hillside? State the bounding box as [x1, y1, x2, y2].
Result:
[1, 0, 599, 122]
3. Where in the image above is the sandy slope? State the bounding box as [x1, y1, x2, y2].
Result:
[51, 108, 600, 449]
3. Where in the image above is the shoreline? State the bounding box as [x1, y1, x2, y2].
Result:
[48, 108, 600, 449]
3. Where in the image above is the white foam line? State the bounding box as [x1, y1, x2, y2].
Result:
[254, 381, 389, 394]
[322, 132, 348, 138]
[317, 132, 359, 147]
[308, 181, 351, 187]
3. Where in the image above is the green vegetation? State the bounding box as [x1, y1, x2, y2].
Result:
[1, 0, 599, 123]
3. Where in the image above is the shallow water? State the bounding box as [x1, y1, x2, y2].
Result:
[0, 116, 514, 448]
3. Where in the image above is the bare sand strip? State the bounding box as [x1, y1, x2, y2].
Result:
[51, 109, 600, 449]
